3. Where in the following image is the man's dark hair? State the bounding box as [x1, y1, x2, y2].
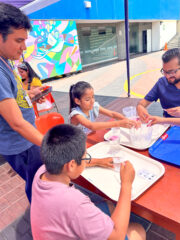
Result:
[162, 48, 180, 65]
[0, 2, 31, 41]
[41, 124, 86, 175]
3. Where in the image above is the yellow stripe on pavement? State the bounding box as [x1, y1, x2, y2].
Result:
[124, 69, 160, 98]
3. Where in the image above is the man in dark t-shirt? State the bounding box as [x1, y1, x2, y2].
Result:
[137, 48, 180, 123]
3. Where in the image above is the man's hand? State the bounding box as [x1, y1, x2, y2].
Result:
[148, 116, 164, 125]
[28, 86, 46, 103]
[137, 104, 150, 123]
[28, 86, 45, 98]
[164, 107, 180, 117]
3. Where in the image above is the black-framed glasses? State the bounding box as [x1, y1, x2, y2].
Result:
[160, 68, 180, 76]
[81, 153, 91, 164]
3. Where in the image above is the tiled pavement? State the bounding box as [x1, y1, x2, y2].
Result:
[0, 158, 30, 239]
[0, 51, 176, 239]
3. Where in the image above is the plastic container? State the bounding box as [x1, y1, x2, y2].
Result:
[107, 127, 121, 145]
[129, 124, 153, 148]
[122, 106, 137, 119]
[113, 156, 126, 172]
[104, 123, 169, 150]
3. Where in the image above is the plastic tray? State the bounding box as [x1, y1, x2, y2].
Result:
[82, 142, 165, 201]
[149, 126, 180, 167]
[104, 124, 169, 150]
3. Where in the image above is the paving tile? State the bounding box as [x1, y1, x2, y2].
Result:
[3, 163, 12, 171]
[14, 185, 25, 198]
[0, 201, 26, 229]
[7, 202, 25, 220]
[0, 198, 9, 212]
[0, 188, 4, 197]
[4, 190, 19, 205]
[0, 182, 12, 194]
[6, 169, 16, 178]
[18, 196, 29, 210]
[0, 209, 16, 231]
[16, 175, 23, 181]
[0, 174, 10, 183]
[8, 175, 23, 189]
[0, 167, 5, 175]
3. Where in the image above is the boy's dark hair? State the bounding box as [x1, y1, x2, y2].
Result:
[0, 2, 31, 41]
[41, 124, 86, 175]
[69, 81, 93, 113]
[18, 61, 40, 90]
[162, 48, 180, 65]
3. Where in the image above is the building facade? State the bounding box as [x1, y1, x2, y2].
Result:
[20, 0, 180, 75]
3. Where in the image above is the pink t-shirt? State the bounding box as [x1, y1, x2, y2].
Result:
[31, 165, 114, 240]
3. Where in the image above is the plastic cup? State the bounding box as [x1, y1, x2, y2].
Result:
[129, 123, 152, 148]
[108, 127, 121, 145]
[113, 156, 126, 172]
[122, 106, 137, 119]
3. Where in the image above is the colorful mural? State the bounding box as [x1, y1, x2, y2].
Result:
[24, 20, 82, 79]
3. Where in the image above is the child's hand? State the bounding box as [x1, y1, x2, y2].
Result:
[117, 118, 140, 129]
[120, 161, 135, 187]
[96, 157, 114, 168]
[86, 157, 114, 168]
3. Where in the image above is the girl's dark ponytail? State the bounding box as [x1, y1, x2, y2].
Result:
[69, 84, 76, 113]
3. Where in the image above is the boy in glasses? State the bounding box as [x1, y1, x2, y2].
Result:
[31, 124, 145, 240]
[137, 48, 180, 123]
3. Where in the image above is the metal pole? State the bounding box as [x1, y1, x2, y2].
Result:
[124, 0, 130, 97]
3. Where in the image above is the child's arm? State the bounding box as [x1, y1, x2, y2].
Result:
[149, 115, 180, 126]
[108, 161, 134, 240]
[86, 157, 114, 168]
[99, 106, 125, 120]
[71, 114, 138, 131]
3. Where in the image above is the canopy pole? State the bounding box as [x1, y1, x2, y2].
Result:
[124, 0, 130, 97]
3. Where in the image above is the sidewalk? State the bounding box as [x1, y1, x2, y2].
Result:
[47, 51, 163, 98]
[0, 51, 175, 240]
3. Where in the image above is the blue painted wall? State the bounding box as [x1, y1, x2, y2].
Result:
[29, 0, 180, 20]
[29, 0, 124, 19]
[129, 0, 180, 20]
